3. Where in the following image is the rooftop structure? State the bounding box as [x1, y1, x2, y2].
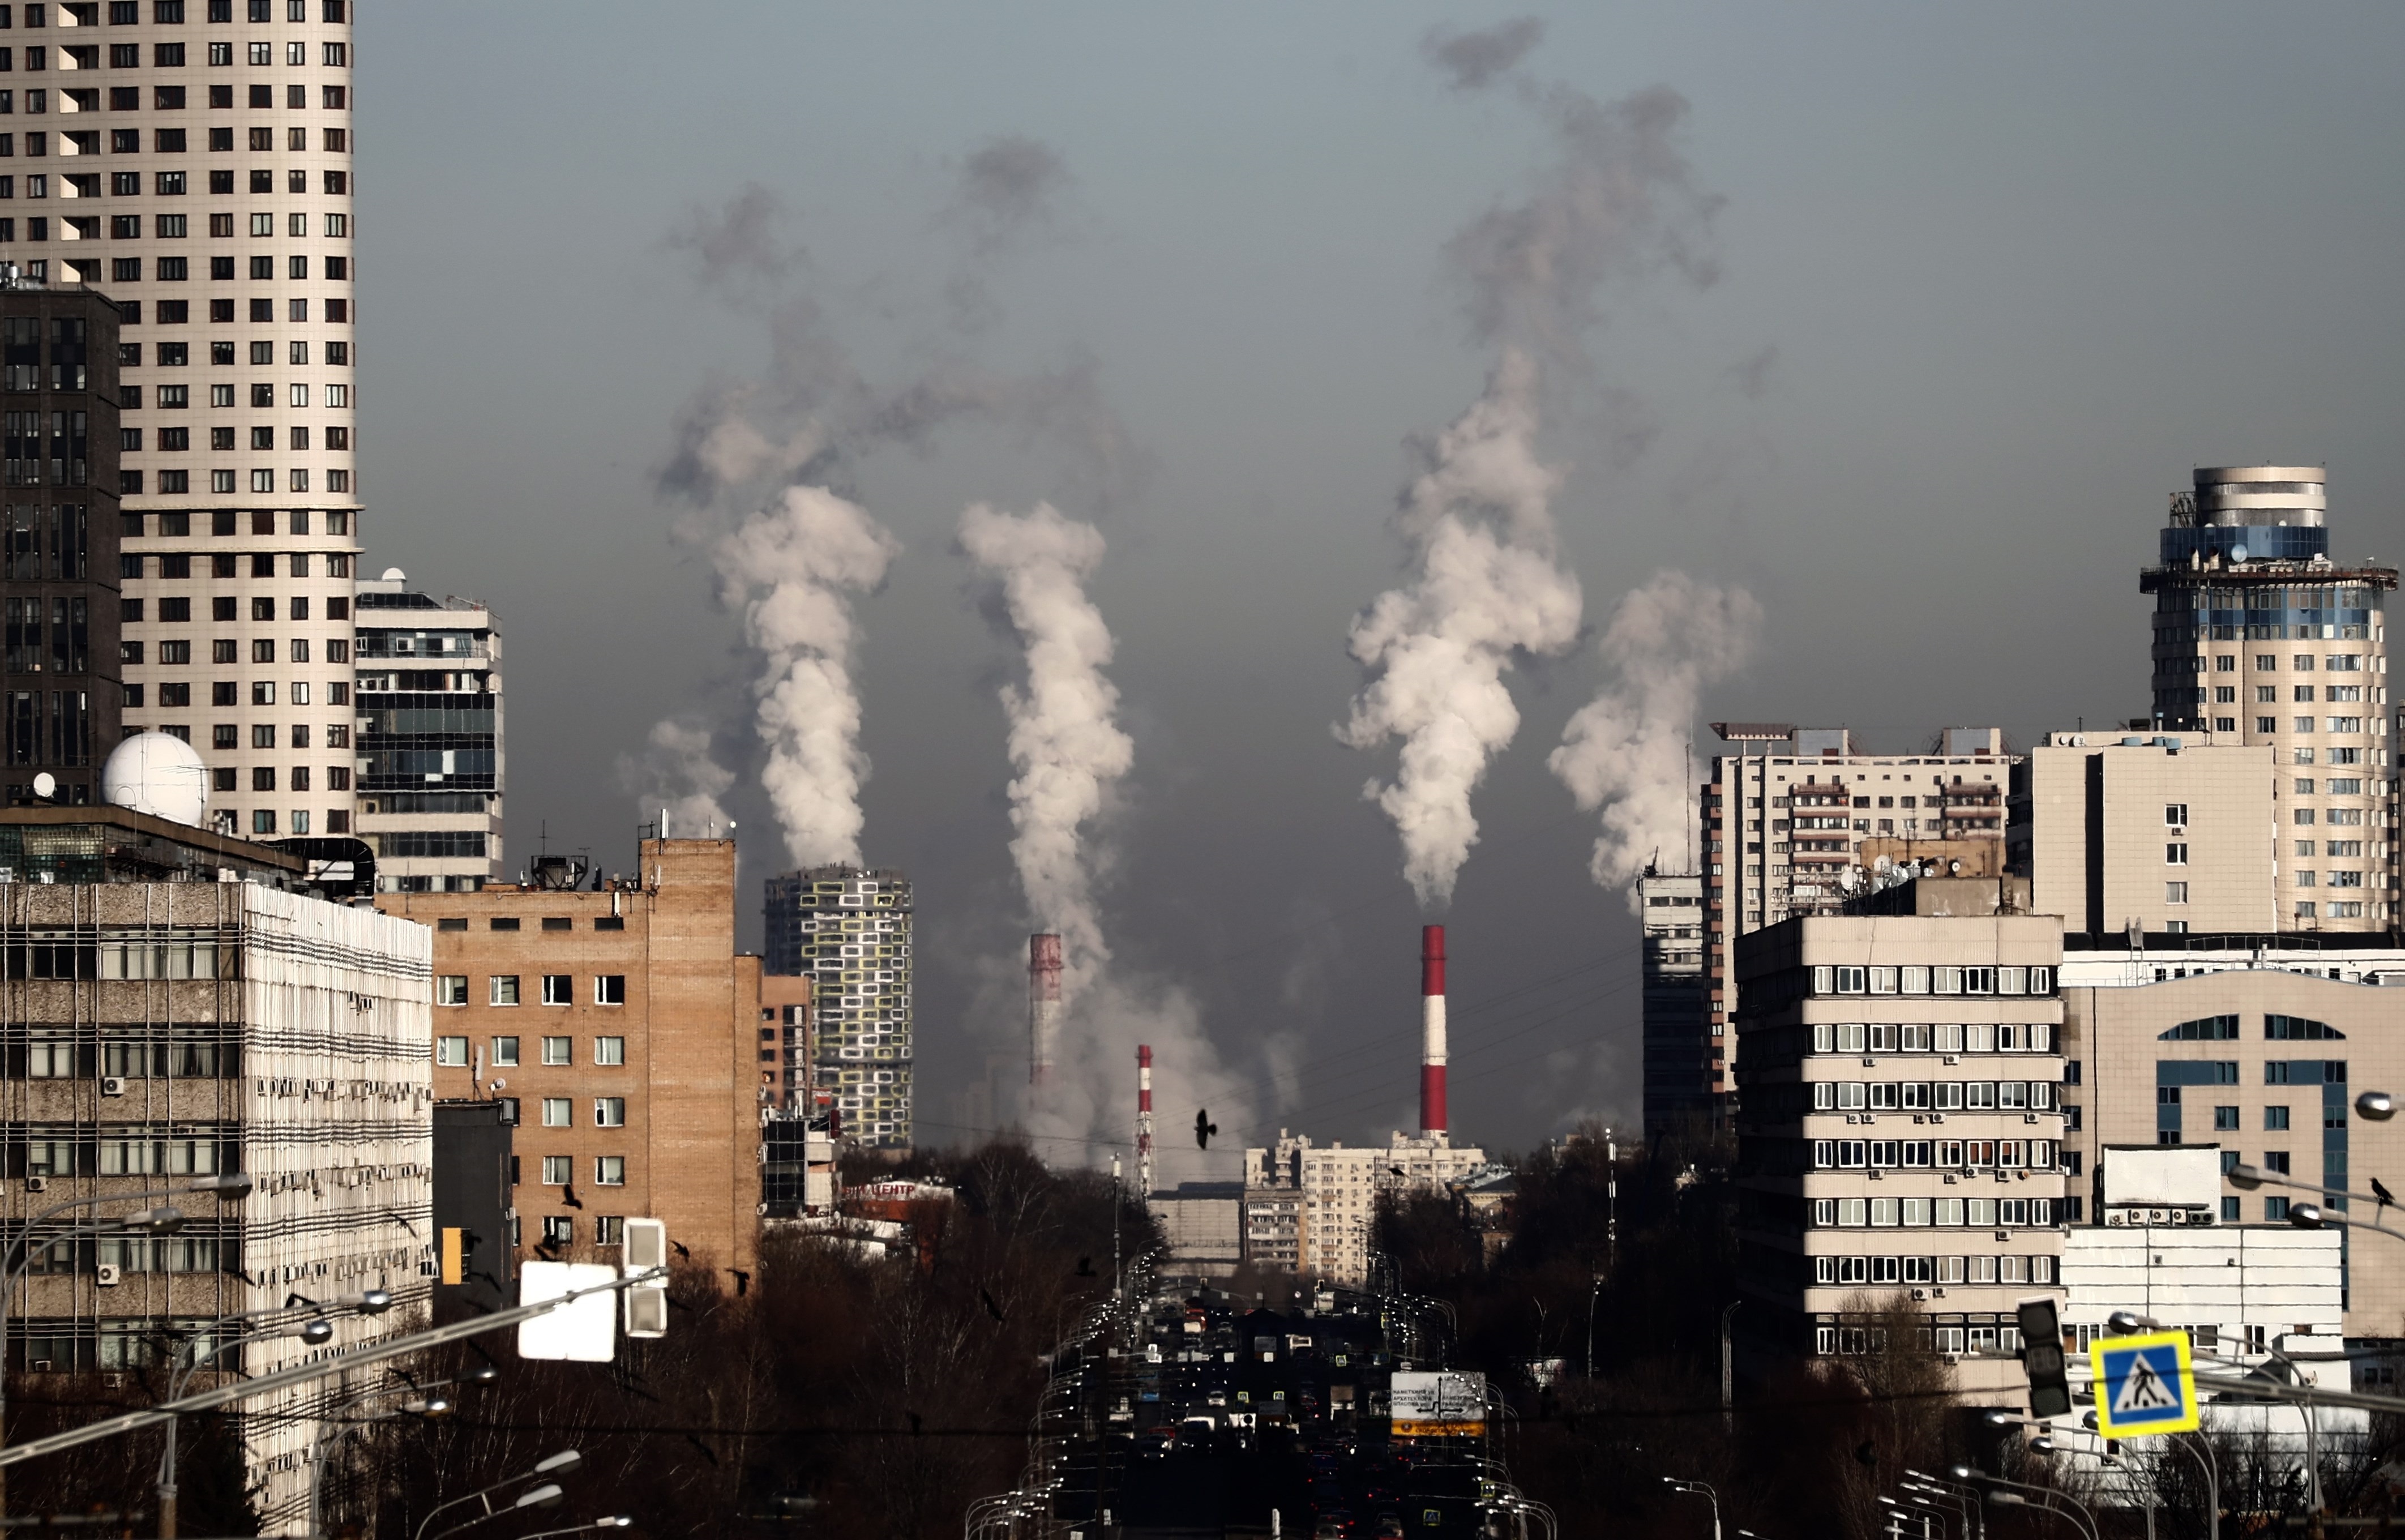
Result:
[351, 569, 502, 893]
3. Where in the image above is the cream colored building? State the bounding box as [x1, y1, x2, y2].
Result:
[58, 0, 366, 839]
[2060, 969, 2405, 1338]
[1242, 1130, 1486, 1286]
[2143, 466, 2396, 931]
[2009, 731, 2278, 936]
[1731, 881, 2067, 1396]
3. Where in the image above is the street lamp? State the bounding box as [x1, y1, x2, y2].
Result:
[426, 1482, 563, 1540]
[413, 1451, 581, 1540]
[0, 1173, 254, 1521]
[519, 1518, 634, 1540]
[1662, 1477, 1721, 1540]
[157, 1311, 337, 1538]
[1949, 1465, 2099, 1540]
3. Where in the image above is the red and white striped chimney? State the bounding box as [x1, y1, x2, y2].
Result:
[1029, 934, 1063, 1088]
[1420, 924, 1447, 1137]
[1136, 1045, 1155, 1199]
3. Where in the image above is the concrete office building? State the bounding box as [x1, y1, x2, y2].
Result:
[763, 866, 914, 1148]
[1637, 867, 1710, 1141]
[350, 569, 501, 892]
[70, 0, 366, 839]
[2057, 969, 2405, 1337]
[2143, 466, 2396, 931]
[391, 837, 769, 1277]
[2010, 730, 2279, 936]
[1240, 1130, 1487, 1287]
[1694, 723, 2018, 1125]
[1730, 878, 2067, 1394]
[1152, 1180, 1242, 1277]
[1, 274, 119, 801]
[0, 797, 432, 1534]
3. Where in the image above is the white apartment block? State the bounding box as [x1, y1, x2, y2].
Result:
[2143, 466, 2396, 931]
[2010, 731, 2279, 936]
[1242, 1130, 1486, 1287]
[0, 805, 431, 1535]
[22, 0, 366, 839]
[1730, 883, 2068, 1396]
[1697, 724, 2017, 1122]
[351, 569, 502, 892]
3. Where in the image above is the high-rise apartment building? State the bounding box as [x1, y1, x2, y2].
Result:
[352, 568, 502, 892]
[1692, 724, 2017, 1124]
[63, 0, 365, 840]
[1637, 867, 1710, 1141]
[763, 865, 914, 1148]
[1, 275, 120, 802]
[1730, 877, 2066, 1394]
[1240, 1130, 1487, 1286]
[2144, 465, 2395, 930]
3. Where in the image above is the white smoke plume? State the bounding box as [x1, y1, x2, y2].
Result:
[956, 502, 1133, 977]
[1549, 571, 1762, 900]
[617, 718, 736, 837]
[1338, 350, 1582, 908]
[713, 485, 902, 867]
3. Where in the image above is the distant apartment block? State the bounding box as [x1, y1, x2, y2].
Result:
[352, 569, 500, 892]
[1637, 867, 1710, 1141]
[763, 866, 913, 1148]
[1240, 1130, 1486, 1287]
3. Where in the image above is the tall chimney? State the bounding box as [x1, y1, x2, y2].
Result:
[1029, 934, 1063, 1088]
[1136, 1045, 1155, 1203]
[1420, 924, 1447, 1139]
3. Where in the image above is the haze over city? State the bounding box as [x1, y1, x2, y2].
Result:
[354, 2, 2405, 1175]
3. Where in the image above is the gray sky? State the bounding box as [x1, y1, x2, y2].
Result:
[356, 2, 2405, 1178]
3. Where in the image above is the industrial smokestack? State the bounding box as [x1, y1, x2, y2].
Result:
[1136, 1045, 1155, 1203]
[1420, 925, 1448, 1139]
[1029, 934, 1063, 1088]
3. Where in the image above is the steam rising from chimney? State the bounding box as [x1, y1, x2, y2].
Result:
[1029, 934, 1063, 1088]
[1550, 571, 1761, 901]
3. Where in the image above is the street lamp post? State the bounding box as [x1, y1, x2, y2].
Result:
[1719, 1301, 1742, 1436]
[1950, 1466, 2100, 1540]
[1663, 1478, 1720, 1540]
[0, 1173, 252, 1526]
[157, 1310, 344, 1539]
[519, 1520, 634, 1540]
[412, 1450, 581, 1540]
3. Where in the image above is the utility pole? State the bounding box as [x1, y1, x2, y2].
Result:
[1720, 1300, 1743, 1435]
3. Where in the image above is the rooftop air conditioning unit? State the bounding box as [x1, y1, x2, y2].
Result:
[96, 1264, 121, 1286]
[24, 1176, 46, 1194]
[100, 1076, 126, 1097]
[1910, 1288, 1930, 1302]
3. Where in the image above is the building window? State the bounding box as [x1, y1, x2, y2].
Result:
[594, 974, 626, 1006]
[594, 1097, 626, 1128]
[542, 1036, 571, 1067]
[2165, 843, 2187, 865]
[541, 1156, 571, 1187]
[2165, 883, 2188, 905]
[595, 1216, 623, 1247]
[594, 1036, 625, 1067]
[541, 1098, 571, 1129]
[436, 976, 468, 1007]
[594, 1156, 625, 1187]
[541, 974, 572, 1007]
[434, 1036, 468, 1068]
[489, 975, 519, 1007]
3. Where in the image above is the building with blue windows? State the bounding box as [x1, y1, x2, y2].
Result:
[352, 570, 502, 892]
[2142, 466, 2397, 931]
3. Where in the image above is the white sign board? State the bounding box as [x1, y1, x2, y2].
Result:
[516, 1261, 618, 1362]
[2101, 1145, 2221, 1212]
[1389, 1371, 1486, 1438]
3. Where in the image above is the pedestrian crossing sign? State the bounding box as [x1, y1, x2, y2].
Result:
[2089, 1329, 2199, 1437]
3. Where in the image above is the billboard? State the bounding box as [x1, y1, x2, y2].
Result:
[1389, 1371, 1487, 1438]
[2100, 1145, 2222, 1213]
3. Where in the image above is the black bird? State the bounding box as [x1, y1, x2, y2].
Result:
[2376, 1177, 2397, 1211]
[1075, 1256, 1097, 1278]
[980, 1288, 1007, 1323]
[729, 1268, 751, 1297]
[561, 1182, 584, 1211]
[1195, 1109, 1218, 1149]
[671, 1239, 692, 1261]
[907, 1411, 924, 1436]
[684, 1434, 720, 1466]
[1854, 1440, 1878, 1469]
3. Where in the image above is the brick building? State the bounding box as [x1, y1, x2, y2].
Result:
[384, 837, 769, 1280]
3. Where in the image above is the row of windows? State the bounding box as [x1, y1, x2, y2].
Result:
[1813, 1252, 2057, 1286]
[0, 173, 348, 203]
[125, 506, 345, 535]
[212, 805, 336, 833]
[0, 80, 346, 118]
[123, 466, 346, 494]
[1811, 1080, 2057, 1112]
[123, 681, 345, 711]
[2156, 1059, 2347, 1086]
[436, 976, 630, 1009]
[1813, 1137, 2056, 1169]
[40, 1, 351, 27]
[125, 571, 348, 597]
[0, 211, 345, 246]
[1813, 965, 2055, 997]
[435, 1033, 624, 1067]
[129, 380, 348, 407]
[122, 636, 348, 661]
[532, 1215, 630, 1249]
[113, 256, 346, 286]
[1812, 1195, 2055, 1229]
[2297, 901, 2371, 919]
[1808, 1021, 2053, 1055]
[533, 1154, 626, 1185]
[0, 41, 343, 70]
[128, 426, 349, 451]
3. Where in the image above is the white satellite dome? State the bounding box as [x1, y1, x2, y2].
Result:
[101, 732, 211, 826]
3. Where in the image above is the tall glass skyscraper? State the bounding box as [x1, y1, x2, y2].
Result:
[2143, 465, 2397, 931]
[764, 865, 913, 1148]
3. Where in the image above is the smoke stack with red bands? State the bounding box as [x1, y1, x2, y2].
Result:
[1029, 934, 1063, 1088]
[1420, 924, 1447, 1137]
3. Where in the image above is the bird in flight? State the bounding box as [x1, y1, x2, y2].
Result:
[1195, 1110, 1218, 1149]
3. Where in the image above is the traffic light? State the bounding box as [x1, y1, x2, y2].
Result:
[2016, 1296, 2071, 1418]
